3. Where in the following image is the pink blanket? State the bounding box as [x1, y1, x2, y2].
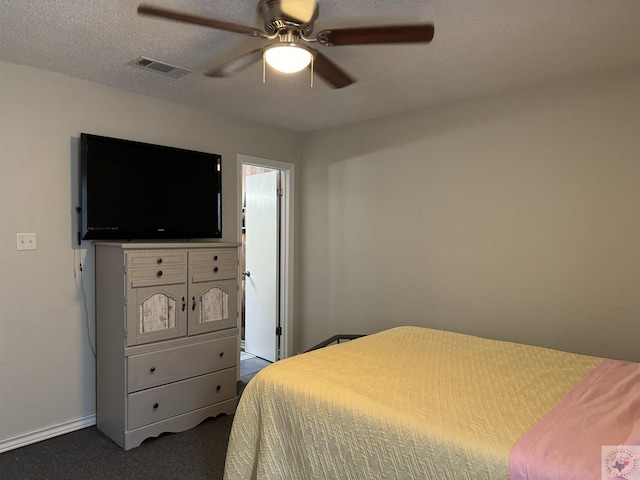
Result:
[510, 358, 640, 479]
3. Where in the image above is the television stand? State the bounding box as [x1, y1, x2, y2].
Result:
[94, 241, 240, 450]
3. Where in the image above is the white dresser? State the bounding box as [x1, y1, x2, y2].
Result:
[94, 242, 240, 450]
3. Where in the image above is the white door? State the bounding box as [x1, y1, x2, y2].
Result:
[244, 170, 279, 362]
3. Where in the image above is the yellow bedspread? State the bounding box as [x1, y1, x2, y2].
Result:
[224, 326, 600, 480]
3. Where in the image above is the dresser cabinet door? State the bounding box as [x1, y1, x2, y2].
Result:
[187, 279, 238, 335]
[126, 284, 188, 346]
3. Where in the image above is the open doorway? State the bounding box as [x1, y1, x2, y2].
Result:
[238, 155, 295, 363]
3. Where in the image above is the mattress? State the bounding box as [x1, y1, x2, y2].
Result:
[224, 326, 638, 479]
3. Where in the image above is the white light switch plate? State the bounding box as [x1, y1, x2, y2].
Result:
[17, 233, 37, 251]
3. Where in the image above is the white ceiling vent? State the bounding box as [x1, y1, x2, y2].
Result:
[127, 56, 191, 78]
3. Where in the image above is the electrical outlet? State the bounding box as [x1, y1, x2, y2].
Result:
[17, 233, 37, 251]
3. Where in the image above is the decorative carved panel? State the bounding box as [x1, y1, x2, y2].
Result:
[199, 287, 229, 324]
[139, 293, 176, 333]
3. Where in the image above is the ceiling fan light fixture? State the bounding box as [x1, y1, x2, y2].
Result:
[264, 44, 312, 73]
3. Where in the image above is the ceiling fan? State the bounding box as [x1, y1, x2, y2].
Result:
[137, 0, 434, 88]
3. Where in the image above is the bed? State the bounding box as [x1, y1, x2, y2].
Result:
[224, 326, 640, 479]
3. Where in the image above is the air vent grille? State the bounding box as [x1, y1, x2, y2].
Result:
[127, 56, 191, 78]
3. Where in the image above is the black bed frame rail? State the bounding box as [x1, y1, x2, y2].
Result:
[305, 334, 365, 352]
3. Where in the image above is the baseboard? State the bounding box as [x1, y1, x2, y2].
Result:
[0, 414, 96, 454]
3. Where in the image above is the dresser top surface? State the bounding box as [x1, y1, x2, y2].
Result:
[94, 241, 240, 249]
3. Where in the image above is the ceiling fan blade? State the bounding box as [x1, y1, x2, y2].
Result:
[137, 4, 268, 38]
[280, 0, 318, 24]
[316, 24, 434, 46]
[311, 50, 354, 89]
[204, 49, 264, 77]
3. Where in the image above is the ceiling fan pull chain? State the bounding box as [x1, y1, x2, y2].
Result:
[310, 55, 314, 88]
[262, 53, 267, 84]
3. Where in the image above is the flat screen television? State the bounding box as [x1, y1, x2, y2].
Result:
[80, 133, 222, 240]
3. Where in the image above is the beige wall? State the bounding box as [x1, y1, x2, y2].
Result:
[300, 65, 640, 362]
[0, 60, 300, 445]
[1, 58, 638, 450]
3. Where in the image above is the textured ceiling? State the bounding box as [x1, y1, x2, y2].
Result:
[1, 0, 639, 132]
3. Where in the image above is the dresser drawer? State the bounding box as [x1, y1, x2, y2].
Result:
[127, 368, 236, 430]
[127, 336, 237, 393]
[128, 265, 187, 288]
[190, 249, 237, 282]
[189, 249, 237, 266]
[127, 251, 187, 268]
[190, 261, 237, 282]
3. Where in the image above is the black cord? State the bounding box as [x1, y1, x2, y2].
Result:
[76, 250, 96, 358]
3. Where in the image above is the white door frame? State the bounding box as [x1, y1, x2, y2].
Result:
[237, 154, 295, 360]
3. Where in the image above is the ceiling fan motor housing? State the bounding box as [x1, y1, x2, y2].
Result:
[258, 0, 318, 36]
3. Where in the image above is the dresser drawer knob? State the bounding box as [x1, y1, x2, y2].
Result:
[156, 270, 163, 277]
[219, 351, 224, 358]
[153, 403, 159, 410]
[156, 258, 163, 264]
[213, 266, 219, 273]
[213, 255, 218, 261]
[149, 366, 156, 374]
[216, 385, 221, 393]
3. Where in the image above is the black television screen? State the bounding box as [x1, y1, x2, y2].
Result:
[80, 133, 222, 240]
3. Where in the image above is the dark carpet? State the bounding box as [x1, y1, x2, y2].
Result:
[0, 412, 234, 480]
